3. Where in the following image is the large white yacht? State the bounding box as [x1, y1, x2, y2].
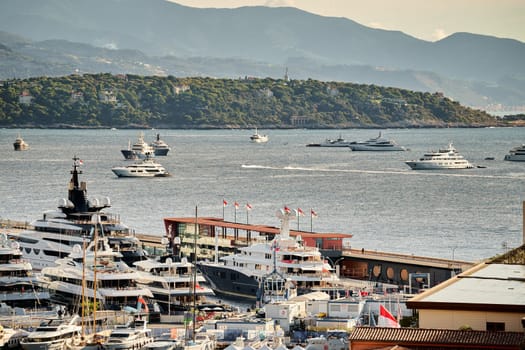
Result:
[41, 238, 153, 312]
[121, 132, 155, 160]
[0, 234, 50, 309]
[197, 209, 339, 302]
[405, 143, 474, 170]
[150, 133, 171, 156]
[8, 157, 148, 271]
[504, 144, 525, 161]
[133, 256, 214, 314]
[111, 157, 170, 178]
[349, 132, 406, 151]
[20, 315, 81, 350]
[103, 319, 154, 350]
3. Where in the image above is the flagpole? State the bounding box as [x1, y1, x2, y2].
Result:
[222, 199, 225, 219]
[310, 208, 313, 232]
[297, 209, 300, 231]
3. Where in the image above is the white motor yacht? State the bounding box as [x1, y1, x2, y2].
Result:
[504, 144, 525, 161]
[13, 134, 29, 151]
[406, 143, 474, 170]
[112, 157, 170, 178]
[306, 135, 352, 147]
[20, 315, 81, 350]
[250, 128, 269, 143]
[349, 132, 406, 151]
[121, 132, 155, 160]
[103, 319, 154, 350]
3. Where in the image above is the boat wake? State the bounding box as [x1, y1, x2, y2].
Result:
[241, 164, 523, 180]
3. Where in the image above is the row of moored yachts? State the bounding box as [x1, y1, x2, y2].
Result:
[307, 132, 525, 169]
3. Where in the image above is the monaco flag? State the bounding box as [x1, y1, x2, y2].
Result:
[378, 304, 400, 328]
[223, 199, 228, 207]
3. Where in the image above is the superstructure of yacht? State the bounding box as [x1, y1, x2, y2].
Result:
[41, 238, 153, 311]
[405, 143, 474, 170]
[111, 157, 170, 178]
[133, 256, 214, 314]
[8, 157, 148, 271]
[121, 132, 155, 160]
[349, 132, 406, 151]
[504, 144, 525, 161]
[0, 234, 50, 309]
[197, 209, 339, 301]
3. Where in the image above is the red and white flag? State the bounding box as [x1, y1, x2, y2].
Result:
[297, 208, 305, 216]
[311, 209, 318, 218]
[234, 202, 239, 209]
[78, 159, 84, 165]
[378, 304, 400, 328]
[223, 199, 228, 207]
[283, 206, 291, 213]
[246, 203, 252, 211]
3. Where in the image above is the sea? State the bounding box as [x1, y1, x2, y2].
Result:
[0, 127, 524, 263]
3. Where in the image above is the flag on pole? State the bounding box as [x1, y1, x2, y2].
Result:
[378, 304, 400, 328]
[284, 206, 291, 213]
[311, 209, 318, 218]
[246, 203, 252, 211]
[297, 208, 305, 216]
[78, 159, 84, 165]
[223, 199, 228, 207]
[234, 202, 239, 209]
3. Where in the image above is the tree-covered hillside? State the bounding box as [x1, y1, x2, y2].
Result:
[0, 74, 498, 128]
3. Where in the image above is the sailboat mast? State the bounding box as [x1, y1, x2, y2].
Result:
[92, 214, 98, 334]
[81, 239, 87, 338]
[192, 206, 198, 342]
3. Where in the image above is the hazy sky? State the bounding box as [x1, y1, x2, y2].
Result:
[169, 0, 525, 42]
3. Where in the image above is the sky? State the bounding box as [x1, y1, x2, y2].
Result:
[169, 0, 525, 43]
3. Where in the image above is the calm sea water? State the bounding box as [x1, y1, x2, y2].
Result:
[1, 128, 524, 262]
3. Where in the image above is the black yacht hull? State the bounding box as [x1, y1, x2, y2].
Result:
[197, 263, 259, 300]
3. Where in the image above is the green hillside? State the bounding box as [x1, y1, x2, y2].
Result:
[0, 74, 498, 128]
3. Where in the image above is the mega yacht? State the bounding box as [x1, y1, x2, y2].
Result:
[504, 144, 525, 161]
[405, 143, 474, 170]
[111, 157, 170, 178]
[0, 234, 51, 309]
[133, 256, 214, 314]
[250, 128, 269, 143]
[349, 132, 406, 151]
[150, 134, 171, 156]
[13, 134, 29, 151]
[20, 315, 81, 350]
[121, 132, 155, 160]
[41, 238, 153, 311]
[197, 209, 339, 302]
[8, 157, 148, 270]
[103, 319, 154, 350]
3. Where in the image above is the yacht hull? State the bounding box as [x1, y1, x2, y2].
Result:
[197, 263, 259, 300]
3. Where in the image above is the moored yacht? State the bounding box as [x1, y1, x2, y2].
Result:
[121, 132, 155, 160]
[103, 319, 153, 350]
[13, 134, 29, 151]
[349, 132, 406, 151]
[8, 157, 148, 270]
[150, 134, 171, 156]
[20, 315, 81, 350]
[197, 208, 339, 302]
[306, 135, 352, 147]
[504, 144, 525, 161]
[405, 143, 474, 170]
[111, 156, 170, 178]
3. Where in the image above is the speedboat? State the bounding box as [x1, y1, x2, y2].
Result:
[13, 134, 29, 151]
[121, 132, 155, 160]
[197, 208, 339, 302]
[150, 133, 171, 156]
[405, 143, 474, 170]
[504, 144, 525, 161]
[111, 157, 170, 178]
[349, 132, 406, 151]
[8, 157, 149, 270]
[20, 315, 81, 350]
[103, 319, 154, 350]
[307, 135, 352, 147]
[250, 128, 268, 143]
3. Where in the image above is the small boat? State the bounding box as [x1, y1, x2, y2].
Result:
[405, 143, 474, 170]
[250, 128, 268, 143]
[103, 319, 153, 350]
[306, 135, 352, 147]
[504, 144, 525, 162]
[111, 156, 170, 178]
[121, 132, 155, 160]
[349, 132, 406, 151]
[13, 134, 29, 151]
[150, 134, 171, 156]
